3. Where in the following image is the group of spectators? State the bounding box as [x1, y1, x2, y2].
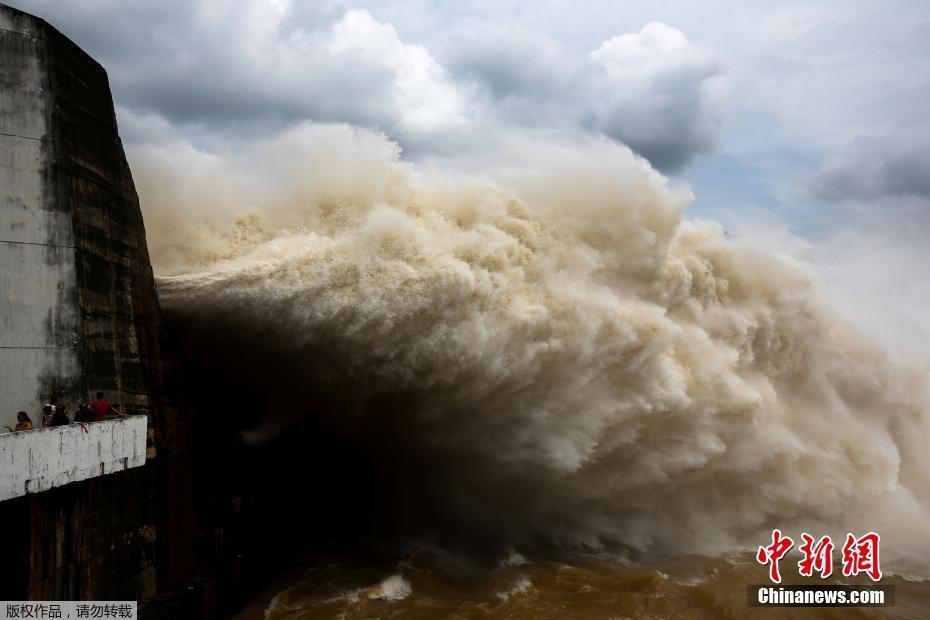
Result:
[3, 392, 125, 434]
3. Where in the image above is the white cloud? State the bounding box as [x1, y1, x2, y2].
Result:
[586, 22, 723, 171]
[8, 0, 930, 206]
[328, 10, 467, 132]
[6, 1, 731, 171]
[443, 21, 724, 171]
[590, 21, 689, 64]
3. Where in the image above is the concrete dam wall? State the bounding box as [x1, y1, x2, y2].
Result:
[0, 6, 305, 616]
[0, 6, 81, 425]
[0, 3, 163, 423]
[0, 3, 196, 606]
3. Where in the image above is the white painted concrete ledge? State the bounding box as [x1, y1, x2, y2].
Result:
[0, 415, 148, 502]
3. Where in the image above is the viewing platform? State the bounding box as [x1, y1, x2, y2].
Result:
[0, 416, 148, 502]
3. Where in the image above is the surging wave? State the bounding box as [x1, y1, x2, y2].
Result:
[136, 123, 930, 563]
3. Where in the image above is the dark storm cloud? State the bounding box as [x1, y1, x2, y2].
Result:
[444, 29, 576, 100]
[445, 22, 723, 172]
[5, 0, 723, 172]
[31, 2, 408, 126]
[815, 135, 930, 202]
[9, 1, 465, 141]
[586, 57, 721, 172]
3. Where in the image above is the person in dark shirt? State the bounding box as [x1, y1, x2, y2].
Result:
[41, 405, 54, 428]
[74, 401, 94, 423]
[51, 404, 70, 426]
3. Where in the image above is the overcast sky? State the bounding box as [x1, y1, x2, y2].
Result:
[8, 0, 930, 347]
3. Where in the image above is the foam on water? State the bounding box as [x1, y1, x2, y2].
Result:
[369, 574, 412, 601]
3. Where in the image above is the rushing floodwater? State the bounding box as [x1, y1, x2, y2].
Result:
[139, 124, 930, 619]
[235, 549, 930, 619]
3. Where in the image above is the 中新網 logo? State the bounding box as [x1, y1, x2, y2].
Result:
[756, 530, 881, 583]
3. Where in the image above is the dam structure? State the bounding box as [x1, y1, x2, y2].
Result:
[0, 5, 326, 615]
[0, 6, 154, 504]
[0, 1, 196, 604]
[0, 6, 312, 616]
[0, 5, 166, 443]
[0, 4, 286, 618]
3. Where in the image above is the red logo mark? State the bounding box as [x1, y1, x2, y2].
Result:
[756, 529, 795, 584]
[798, 533, 834, 578]
[841, 532, 882, 581]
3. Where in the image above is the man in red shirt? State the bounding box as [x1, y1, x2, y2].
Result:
[89, 392, 124, 421]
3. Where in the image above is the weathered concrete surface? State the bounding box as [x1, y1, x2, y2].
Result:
[0, 416, 147, 502]
[0, 2, 181, 428]
[0, 3, 195, 604]
[0, 6, 291, 614]
[0, 6, 82, 423]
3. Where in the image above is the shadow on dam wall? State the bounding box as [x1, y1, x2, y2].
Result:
[0, 4, 361, 617]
